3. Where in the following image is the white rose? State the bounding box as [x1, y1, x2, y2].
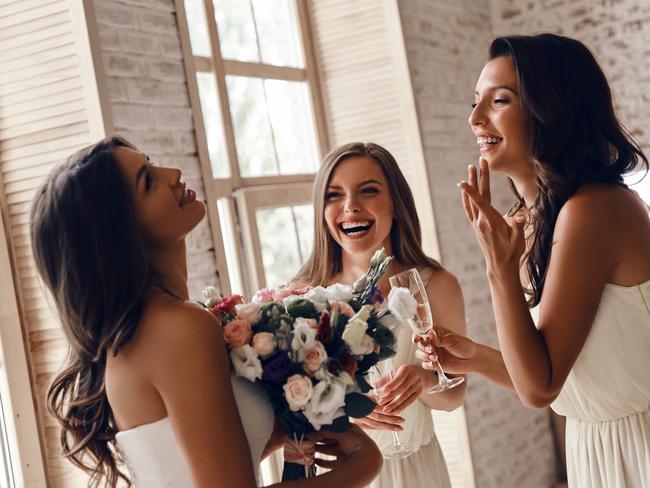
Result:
[387, 287, 418, 322]
[342, 305, 372, 347]
[325, 283, 354, 302]
[291, 321, 318, 360]
[235, 303, 262, 324]
[202, 286, 221, 308]
[303, 286, 330, 312]
[349, 334, 376, 355]
[294, 317, 318, 330]
[283, 374, 313, 411]
[303, 380, 346, 430]
[230, 345, 263, 382]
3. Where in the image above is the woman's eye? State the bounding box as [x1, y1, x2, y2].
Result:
[145, 172, 154, 191]
[325, 191, 341, 200]
[493, 98, 508, 105]
[361, 187, 379, 195]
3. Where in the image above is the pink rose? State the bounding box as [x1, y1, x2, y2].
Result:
[223, 319, 252, 348]
[272, 287, 293, 302]
[252, 332, 276, 356]
[283, 374, 313, 411]
[303, 342, 328, 375]
[330, 300, 355, 317]
[252, 288, 274, 305]
[294, 317, 318, 330]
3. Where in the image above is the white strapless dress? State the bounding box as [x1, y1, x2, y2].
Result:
[533, 279, 650, 487]
[115, 376, 274, 487]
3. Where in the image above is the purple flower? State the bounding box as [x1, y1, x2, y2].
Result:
[366, 285, 384, 304]
[262, 353, 294, 384]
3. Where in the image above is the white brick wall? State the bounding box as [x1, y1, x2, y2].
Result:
[491, 0, 650, 202]
[398, 0, 559, 486]
[92, 0, 222, 298]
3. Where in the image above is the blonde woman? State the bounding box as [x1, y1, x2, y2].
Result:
[294, 142, 467, 487]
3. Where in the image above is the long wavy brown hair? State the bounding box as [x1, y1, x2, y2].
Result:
[30, 136, 149, 486]
[490, 34, 649, 306]
[294, 142, 441, 286]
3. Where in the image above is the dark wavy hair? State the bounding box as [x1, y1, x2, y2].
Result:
[31, 136, 148, 486]
[490, 34, 649, 306]
[294, 142, 441, 286]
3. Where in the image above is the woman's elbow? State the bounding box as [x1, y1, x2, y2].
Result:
[517, 385, 559, 409]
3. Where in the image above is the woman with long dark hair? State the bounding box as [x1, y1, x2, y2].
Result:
[416, 34, 650, 487]
[31, 136, 382, 487]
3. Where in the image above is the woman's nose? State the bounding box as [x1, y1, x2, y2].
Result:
[468, 101, 485, 128]
[344, 195, 360, 213]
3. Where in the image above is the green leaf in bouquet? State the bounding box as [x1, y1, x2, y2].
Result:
[327, 414, 350, 433]
[344, 392, 376, 418]
[355, 373, 372, 394]
[286, 299, 319, 320]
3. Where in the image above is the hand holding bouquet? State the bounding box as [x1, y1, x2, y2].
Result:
[203, 249, 402, 479]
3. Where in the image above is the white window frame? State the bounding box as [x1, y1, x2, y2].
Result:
[175, 0, 329, 298]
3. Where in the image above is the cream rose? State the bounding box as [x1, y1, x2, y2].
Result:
[230, 345, 263, 382]
[235, 303, 262, 325]
[303, 286, 330, 312]
[342, 305, 372, 347]
[303, 342, 328, 375]
[294, 317, 318, 330]
[325, 283, 354, 302]
[252, 332, 276, 357]
[349, 334, 376, 355]
[223, 319, 253, 348]
[283, 374, 313, 411]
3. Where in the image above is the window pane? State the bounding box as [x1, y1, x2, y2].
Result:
[196, 72, 229, 178]
[184, 0, 212, 57]
[226, 76, 277, 176]
[251, 0, 304, 67]
[0, 389, 15, 487]
[265, 80, 319, 174]
[256, 206, 302, 287]
[292, 204, 314, 261]
[213, 0, 260, 63]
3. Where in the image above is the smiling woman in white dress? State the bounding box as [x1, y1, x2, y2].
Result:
[416, 34, 650, 488]
[294, 142, 467, 487]
[31, 137, 383, 487]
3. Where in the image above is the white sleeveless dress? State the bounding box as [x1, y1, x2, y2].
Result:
[115, 376, 274, 487]
[367, 267, 451, 488]
[533, 279, 650, 487]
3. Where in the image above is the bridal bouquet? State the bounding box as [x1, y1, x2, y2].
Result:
[203, 249, 400, 479]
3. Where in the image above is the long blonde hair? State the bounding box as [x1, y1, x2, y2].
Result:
[294, 142, 441, 286]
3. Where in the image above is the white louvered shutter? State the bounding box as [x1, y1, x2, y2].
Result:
[0, 0, 108, 485]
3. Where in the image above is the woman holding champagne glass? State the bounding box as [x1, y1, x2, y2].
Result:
[294, 142, 467, 487]
[417, 34, 650, 487]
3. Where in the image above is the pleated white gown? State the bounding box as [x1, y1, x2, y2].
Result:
[367, 267, 451, 488]
[536, 279, 650, 487]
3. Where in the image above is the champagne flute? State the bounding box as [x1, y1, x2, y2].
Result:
[389, 268, 465, 394]
[368, 357, 414, 459]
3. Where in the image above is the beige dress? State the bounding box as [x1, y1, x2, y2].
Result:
[534, 279, 650, 487]
[367, 267, 452, 488]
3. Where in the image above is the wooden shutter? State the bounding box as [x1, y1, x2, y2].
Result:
[308, 1, 475, 486]
[0, 0, 109, 485]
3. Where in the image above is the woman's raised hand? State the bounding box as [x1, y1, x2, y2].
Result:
[413, 328, 478, 375]
[458, 158, 526, 277]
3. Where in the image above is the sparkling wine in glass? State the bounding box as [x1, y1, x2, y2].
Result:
[368, 358, 414, 459]
[389, 268, 465, 394]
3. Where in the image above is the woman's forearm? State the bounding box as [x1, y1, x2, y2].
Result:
[474, 343, 514, 390]
[419, 370, 466, 411]
[488, 271, 555, 405]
